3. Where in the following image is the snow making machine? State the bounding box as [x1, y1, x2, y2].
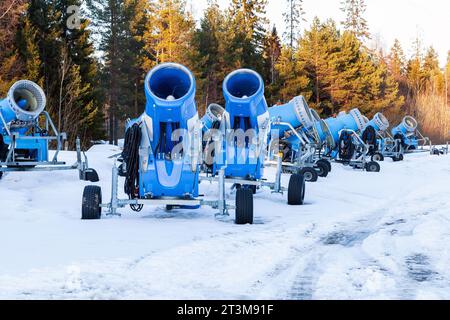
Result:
[362, 112, 406, 162]
[0, 80, 99, 181]
[391, 116, 431, 153]
[82, 63, 262, 224]
[199, 69, 306, 222]
[315, 109, 381, 172]
[267, 95, 332, 182]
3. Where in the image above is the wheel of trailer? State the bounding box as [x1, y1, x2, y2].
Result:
[316, 159, 332, 173]
[365, 161, 380, 173]
[314, 162, 329, 178]
[371, 153, 384, 162]
[82, 186, 102, 220]
[299, 167, 318, 182]
[235, 188, 253, 225]
[288, 174, 305, 205]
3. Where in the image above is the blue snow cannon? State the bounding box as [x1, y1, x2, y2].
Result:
[365, 112, 390, 133]
[0, 80, 98, 181]
[0, 80, 47, 161]
[319, 109, 367, 149]
[268, 95, 317, 154]
[137, 62, 201, 199]
[82, 63, 258, 225]
[222, 69, 270, 180]
[269, 95, 315, 139]
[391, 116, 419, 150]
[201, 103, 226, 132]
[363, 113, 405, 162]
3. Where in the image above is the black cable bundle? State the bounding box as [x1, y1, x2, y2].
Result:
[339, 131, 355, 161]
[362, 126, 378, 155]
[0, 135, 8, 161]
[394, 133, 407, 152]
[122, 123, 143, 212]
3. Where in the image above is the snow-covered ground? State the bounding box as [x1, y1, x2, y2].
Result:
[0, 145, 449, 300]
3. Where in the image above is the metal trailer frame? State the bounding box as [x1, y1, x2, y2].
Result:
[268, 120, 327, 179]
[431, 142, 449, 155]
[373, 132, 405, 161]
[102, 165, 234, 218]
[0, 111, 98, 181]
[332, 129, 380, 171]
[200, 153, 287, 195]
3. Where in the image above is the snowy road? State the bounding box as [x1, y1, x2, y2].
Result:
[0, 145, 449, 299]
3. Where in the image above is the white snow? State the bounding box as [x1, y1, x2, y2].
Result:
[0, 145, 449, 300]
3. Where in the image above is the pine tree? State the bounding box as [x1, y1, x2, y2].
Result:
[406, 36, 424, 95]
[0, 0, 28, 95]
[275, 46, 310, 106]
[190, 0, 226, 111]
[296, 18, 341, 115]
[16, 18, 42, 84]
[18, 0, 105, 147]
[143, 0, 195, 68]
[86, 0, 129, 145]
[387, 39, 406, 81]
[340, 0, 370, 41]
[123, 0, 152, 118]
[422, 47, 444, 94]
[283, 0, 305, 49]
[224, 0, 268, 73]
[263, 26, 282, 85]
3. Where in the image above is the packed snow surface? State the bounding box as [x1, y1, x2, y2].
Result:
[0, 145, 449, 299]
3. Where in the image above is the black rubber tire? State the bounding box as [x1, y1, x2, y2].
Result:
[365, 161, 381, 173]
[288, 174, 305, 205]
[316, 159, 332, 173]
[398, 154, 404, 161]
[82, 186, 102, 220]
[314, 162, 329, 178]
[371, 153, 384, 162]
[299, 167, 318, 182]
[235, 188, 253, 225]
[245, 184, 257, 194]
[0, 171, 3, 180]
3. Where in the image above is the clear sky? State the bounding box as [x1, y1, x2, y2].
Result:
[189, 0, 449, 67]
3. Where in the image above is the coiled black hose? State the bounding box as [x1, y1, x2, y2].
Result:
[339, 131, 355, 161]
[362, 125, 378, 155]
[122, 123, 143, 212]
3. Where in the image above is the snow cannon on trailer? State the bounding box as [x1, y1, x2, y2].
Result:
[267, 95, 332, 182]
[0, 80, 98, 181]
[362, 113, 405, 162]
[81, 63, 251, 224]
[391, 116, 431, 153]
[318, 109, 381, 172]
[200, 69, 306, 211]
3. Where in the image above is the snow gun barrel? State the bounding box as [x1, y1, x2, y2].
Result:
[138, 62, 201, 198]
[319, 109, 367, 149]
[0, 80, 46, 131]
[391, 116, 418, 137]
[364, 112, 390, 133]
[222, 69, 269, 179]
[202, 103, 226, 132]
[269, 95, 315, 139]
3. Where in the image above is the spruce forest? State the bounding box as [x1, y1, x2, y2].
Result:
[1, 0, 449, 147]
